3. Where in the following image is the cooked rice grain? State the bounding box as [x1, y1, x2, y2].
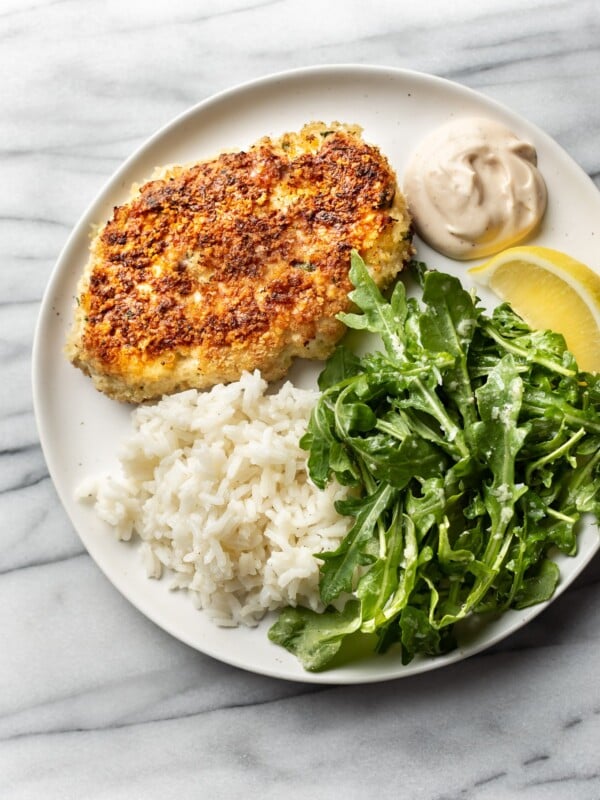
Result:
[78, 371, 349, 626]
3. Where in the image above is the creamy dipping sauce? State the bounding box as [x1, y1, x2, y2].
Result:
[403, 117, 547, 260]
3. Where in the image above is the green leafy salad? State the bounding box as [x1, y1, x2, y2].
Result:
[268, 252, 600, 671]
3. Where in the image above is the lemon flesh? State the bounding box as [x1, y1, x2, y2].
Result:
[469, 246, 600, 373]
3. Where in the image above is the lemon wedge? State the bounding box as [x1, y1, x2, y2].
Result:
[469, 246, 600, 373]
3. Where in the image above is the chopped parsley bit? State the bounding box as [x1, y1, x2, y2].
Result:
[292, 261, 316, 272]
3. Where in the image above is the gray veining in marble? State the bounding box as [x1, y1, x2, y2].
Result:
[3, 0, 600, 797]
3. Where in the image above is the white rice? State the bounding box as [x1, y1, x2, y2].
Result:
[78, 371, 350, 627]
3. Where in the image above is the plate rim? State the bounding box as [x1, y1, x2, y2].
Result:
[32, 63, 600, 684]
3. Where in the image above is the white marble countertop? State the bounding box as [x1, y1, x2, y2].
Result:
[3, 0, 600, 797]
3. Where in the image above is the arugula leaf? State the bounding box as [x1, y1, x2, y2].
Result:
[433, 356, 530, 624]
[399, 606, 456, 665]
[269, 252, 600, 671]
[514, 559, 561, 609]
[474, 355, 530, 539]
[337, 252, 406, 359]
[317, 345, 363, 390]
[268, 600, 362, 671]
[319, 483, 397, 604]
[363, 514, 431, 631]
[419, 270, 480, 429]
[356, 499, 405, 627]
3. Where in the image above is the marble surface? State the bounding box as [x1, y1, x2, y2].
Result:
[3, 0, 600, 797]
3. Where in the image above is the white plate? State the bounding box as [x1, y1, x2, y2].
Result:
[33, 65, 600, 684]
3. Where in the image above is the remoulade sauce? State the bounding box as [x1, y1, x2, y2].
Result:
[403, 117, 547, 260]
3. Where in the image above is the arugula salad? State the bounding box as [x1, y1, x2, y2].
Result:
[269, 252, 600, 671]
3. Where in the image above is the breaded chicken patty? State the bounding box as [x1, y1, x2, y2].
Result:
[66, 122, 413, 403]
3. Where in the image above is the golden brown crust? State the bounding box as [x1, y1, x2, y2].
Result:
[67, 122, 413, 402]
